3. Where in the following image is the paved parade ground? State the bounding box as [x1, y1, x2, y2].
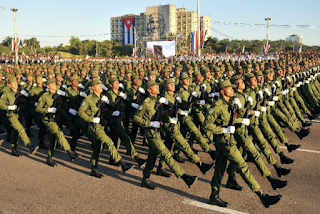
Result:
[0, 117, 319, 214]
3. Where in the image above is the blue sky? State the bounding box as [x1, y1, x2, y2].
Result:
[1, 0, 320, 47]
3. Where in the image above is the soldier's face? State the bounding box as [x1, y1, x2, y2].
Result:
[10, 81, 18, 91]
[27, 75, 33, 82]
[249, 77, 257, 87]
[222, 87, 234, 98]
[267, 72, 274, 81]
[195, 75, 202, 83]
[147, 84, 159, 96]
[92, 84, 102, 94]
[133, 78, 140, 86]
[235, 79, 245, 91]
[36, 77, 43, 85]
[56, 75, 62, 82]
[181, 78, 189, 86]
[48, 83, 56, 92]
[71, 80, 78, 88]
[167, 83, 175, 92]
[205, 72, 211, 80]
[149, 75, 156, 81]
[111, 81, 119, 90]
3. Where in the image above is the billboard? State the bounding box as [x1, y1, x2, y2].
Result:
[146, 41, 176, 58]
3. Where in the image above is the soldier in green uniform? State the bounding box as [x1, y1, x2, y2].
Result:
[204, 79, 281, 208]
[133, 80, 198, 190]
[0, 77, 39, 156]
[77, 79, 134, 178]
[35, 79, 79, 166]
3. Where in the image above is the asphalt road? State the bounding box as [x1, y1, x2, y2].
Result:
[0, 118, 319, 214]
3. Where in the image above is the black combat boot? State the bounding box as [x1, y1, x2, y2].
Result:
[255, 189, 281, 208]
[285, 143, 300, 153]
[156, 164, 171, 178]
[11, 146, 21, 157]
[267, 176, 288, 190]
[141, 176, 156, 190]
[279, 152, 294, 164]
[302, 120, 312, 127]
[27, 143, 39, 155]
[181, 174, 198, 188]
[116, 160, 134, 173]
[173, 152, 185, 163]
[67, 149, 80, 161]
[134, 155, 146, 168]
[46, 156, 57, 167]
[90, 165, 103, 178]
[273, 164, 291, 177]
[307, 113, 316, 120]
[294, 128, 309, 140]
[208, 188, 228, 207]
[226, 175, 243, 191]
[196, 162, 214, 174]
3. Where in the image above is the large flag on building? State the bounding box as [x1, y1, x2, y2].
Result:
[122, 17, 135, 45]
[11, 38, 20, 52]
[191, 31, 199, 53]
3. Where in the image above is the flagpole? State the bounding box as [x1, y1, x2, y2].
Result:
[10, 7, 18, 64]
[265, 17, 271, 47]
[134, 26, 137, 58]
[197, 0, 201, 58]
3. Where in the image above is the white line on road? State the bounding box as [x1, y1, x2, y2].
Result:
[280, 146, 320, 154]
[306, 119, 320, 123]
[182, 199, 249, 214]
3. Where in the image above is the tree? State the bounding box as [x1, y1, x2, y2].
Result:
[24, 37, 40, 53]
[1, 36, 13, 47]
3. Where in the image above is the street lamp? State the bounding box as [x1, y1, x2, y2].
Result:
[10, 7, 18, 64]
[265, 17, 271, 46]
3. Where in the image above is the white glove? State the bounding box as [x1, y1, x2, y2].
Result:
[275, 81, 280, 87]
[179, 110, 189, 116]
[43, 78, 47, 82]
[271, 84, 276, 89]
[112, 110, 120, 116]
[68, 108, 77, 116]
[48, 107, 57, 113]
[119, 83, 124, 90]
[46, 88, 49, 92]
[306, 80, 310, 84]
[233, 98, 242, 109]
[176, 97, 182, 103]
[80, 92, 87, 98]
[282, 90, 287, 95]
[138, 87, 145, 94]
[57, 90, 66, 96]
[223, 126, 235, 134]
[62, 84, 68, 89]
[8, 105, 17, 110]
[286, 76, 291, 82]
[119, 92, 127, 100]
[273, 96, 279, 101]
[258, 90, 263, 99]
[254, 111, 260, 117]
[268, 101, 275, 106]
[131, 103, 139, 109]
[169, 117, 178, 124]
[261, 106, 267, 112]
[200, 100, 205, 105]
[285, 89, 289, 94]
[292, 87, 296, 92]
[20, 90, 29, 97]
[247, 96, 253, 105]
[101, 96, 109, 104]
[92, 117, 100, 124]
[191, 91, 198, 98]
[33, 83, 37, 87]
[242, 118, 250, 126]
[214, 92, 220, 97]
[20, 82, 25, 86]
[201, 83, 207, 91]
[264, 88, 271, 96]
[159, 97, 168, 105]
[150, 121, 160, 128]
[102, 84, 108, 91]
[34, 102, 38, 107]
[208, 93, 215, 98]
[78, 83, 84, 89]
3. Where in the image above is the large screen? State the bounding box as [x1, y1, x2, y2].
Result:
[146, 41, 176, 58]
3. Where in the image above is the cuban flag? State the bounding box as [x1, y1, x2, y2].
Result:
[191, 31, 199, 53]
[122, 17, 135, 45]
[263, 44, 270, 54]
[11, 38, 20, 52]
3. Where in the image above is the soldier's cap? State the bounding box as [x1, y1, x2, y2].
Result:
[15, 69, 21, 74]
[226, 66, 233, 71]
[245, 64, 252, 68]
[26, 73, 32, 77]
[146, 80, 157, 88]
[263, 69, 271, 75]
[236, 66, 243, 71]
[148, 70, 156, 76]
[213, 66, 221, 72]
[46, 78, 56, 85]
[161, 68, 169, 74]
[91, 79, 101, 86]
[230, 75, 241, 84]
[70, 76, 78, 82]
[218, 80, 233, 90]
[131, 74, 140, 80]
[125, 69, 133, 74]
[110, 71, 117, 76]
[91, 73, 99, 78]
[244, 73, 255, 82]
[193, 70, 201, 76]
[55, 72, 62, 77]
[109, 77, 119, 84]
[180, 73, 189, 80]
[165, 78, 175, 85]
[9, 77, 17, 83]
[48, 71, 54, 75]
[71, 72, 78, 76]
[5, 73, 12, 79]
[35, 74, 42, 78]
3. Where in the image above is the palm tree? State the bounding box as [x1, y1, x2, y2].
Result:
[24, 37, 40, 53]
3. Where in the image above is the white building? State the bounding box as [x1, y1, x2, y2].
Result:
[286, 34, 303, 45]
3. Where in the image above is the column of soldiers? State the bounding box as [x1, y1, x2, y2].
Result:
[0, 51, 320, 208]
